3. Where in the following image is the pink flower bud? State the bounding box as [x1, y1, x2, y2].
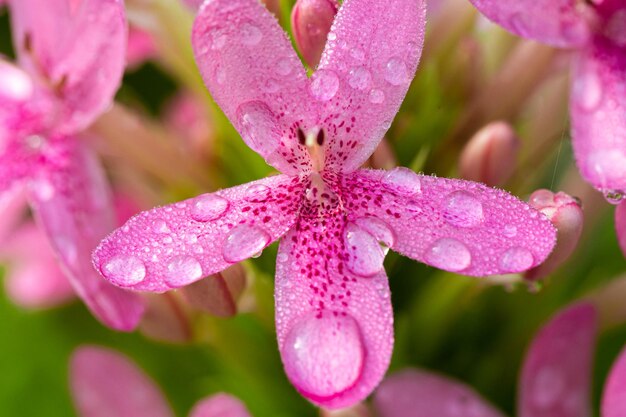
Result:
[139, 294, 192, 344]
[126, 27, 157, 70]
[524, 189, 584, 280]
[190, 393, 252, 417]
[459, 121, 521, 187]
[616, 201, 626, 257]
[181, 264, 247, 317]
[291, 0, 338, 68]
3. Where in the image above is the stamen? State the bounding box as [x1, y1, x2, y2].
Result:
[297, 127, 306, 145]
[316, 129, 325, 146]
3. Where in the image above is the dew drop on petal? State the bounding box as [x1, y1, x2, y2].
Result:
[190, 194, 229, 222]
[384, 57, 408, 86]
[587, 150, 626, 187]
[240, 22, 262, 46]
[236, 101, 280, 157]
[603, 189, 625, 205]
[353, 216, 395, 248]
[499, 247, 534, 272]
[426, 238, 471, 271]
[276, 58, 292, 76]
[369, 89, 385, 104]
[151, 219, 170, 234]
[383, 167, 421, 195]
[344, 222, 385, 277]
[310, 69, 339, 101]
[443, 191, 485, 228]
[209, 28, 227, 50]
[245, 183, 271, 201]
[222, 224, 271, 263]
[531, 366, 566, 409]
[282, 312, 364, 398]
[101, 255, 146, 287]
[348, 67, 372, 90]
[503, 224, 518, 238]
[164, 255, 203, 288]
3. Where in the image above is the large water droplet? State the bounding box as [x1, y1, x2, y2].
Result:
[222, 224, 271, 263]
[344, 222, 385, 277]
[236, 101, 279, 158]
[369, 89, 385, 104]
[282, 312, 364, 398]
[603, 189, 625, 205]
[101, 255, 146, 287]
[240, 23, 262, 45]
[151, 219, 171, 234]
[310, 70, 339, 101]
[425, 238, 471, 272]
[499, 247, 534, 272]
[443, 191, 485, 228]
[384, 57, 408, 86]
[190, 194, 229, 222]
[353, 216, 395, 248]
[164, 256, 203, 288]
[383, 167, 421, 195]
[531, 366, 566, 409]
[348, 67, 372, 90]
[245, 183, 270, 201]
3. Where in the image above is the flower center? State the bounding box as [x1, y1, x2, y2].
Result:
[298, 126, 325, 172]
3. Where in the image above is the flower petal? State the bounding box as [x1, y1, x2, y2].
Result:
[9, 0, 127, 133]
[189, 393, 252, 417]
[467, 0, 591, 48]
[94, 175, 305, 293]
[275, 214, 393, 408]
[571, 38, 626, 195]
[617, 201, 626, 257]
[519, 303, 597, 417]
[28, 138, 145, 331]
[70, 346, 174, 417]
[3, 222, 75, 309]
[344, 169, 556, 276]
[192, 0, 313, 175]
[374, 369, 505, 417]
[316, 0, 426, 172]
[602, 345, 626, 417]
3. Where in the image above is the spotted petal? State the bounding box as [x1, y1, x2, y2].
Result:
[94, 175, 305, 292]
[519, 303, 597, 417]
[617, 202, 626, 257]
[9, 0, 127, 133]
[29, 138, 145, 331]
[467, 0, 591, 48]
[343, 169, 556, 276]
[571, 38, 626, 194]
[373, 369, 505, 417]
[603, 345, 626, 417]
[70, 346, 174, 417]
[316, 0, 426, 172]
[192, 0, 313, 175]
[275, 214, 393, 408]
[189, 393, 252, 417]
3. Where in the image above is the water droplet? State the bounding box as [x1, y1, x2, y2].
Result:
[603, 189, 625, 205]
[245, 183, 270, 201]
[369, 89, 385, 104]
[310, 69, 339, 101]
[344, 222, 385, 277]
[25, 134, 44, 150]
[276, 58, 292, 76]
[282, 312, 364, 398]
[503, 224, 518, 238]
[353, 216, 395, 248]
[151, 219, 170, 234]
[240, 23, 262, 45]
[587, 150, 626, 187]
[426, 238, 471, 271]
[384, 57, 408, 86]
[443, 191, 485, 228]
[532, 366, 566, 408]
[383, 167, 421, 195]
[277, 252, 289, 263]
[164, 256, 203, 288]
[350, 48, 365, 60]
[348, 67, 372, 90]
[190, 194, 229, 222]
[101, 255, 146, 287]
[209, 28, 227, 50]
[222, 224, 271, 263]
[327, 32, 337, 41]
[572, 70, 603, 111]
[499, 247, 534, 272]
[236, 101, 280, 158]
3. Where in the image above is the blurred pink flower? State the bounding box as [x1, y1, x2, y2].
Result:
[70, 345, 251, 417]
[0, 0, 144, 330]
[467, 1, 626, 202]
[164, 92, 213, 159]
[94, 0, 556, 408]
[126, 26, 158, 70]
[616, 201, 626, 257]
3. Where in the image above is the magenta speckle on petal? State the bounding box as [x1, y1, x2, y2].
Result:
[283, 312, 364, 399]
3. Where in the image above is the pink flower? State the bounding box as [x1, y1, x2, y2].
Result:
[70, 345, 252, 417]
[0, 0, 144, 330]
[375, 303, 616, 417]
[94, 0, 556, 407]
[467, 0, 626, 202]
